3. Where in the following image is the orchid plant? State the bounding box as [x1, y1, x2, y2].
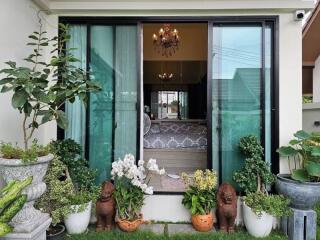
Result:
[111, 154, 165, 220]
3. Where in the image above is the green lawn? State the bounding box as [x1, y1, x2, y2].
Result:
[64, 230, 287, 240]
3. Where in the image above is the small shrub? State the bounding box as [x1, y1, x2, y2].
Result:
[245, 192, 291, 217]
[0, 140, 49, 163]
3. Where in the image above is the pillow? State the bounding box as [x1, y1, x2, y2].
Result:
[143, 113, 151, 135]
[150, 123, 160, 134]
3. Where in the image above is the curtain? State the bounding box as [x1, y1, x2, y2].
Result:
[65, 25, 87, 153]
[114, 26, 138, 161]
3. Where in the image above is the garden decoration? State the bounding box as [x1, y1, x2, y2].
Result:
[0, 177, 32, 237]
[35, 157, 74, 237]
[277, 130, 320, 209]
[96, 181, 115, 232]
[233, 135, 291, 238]
[181, 169, 217, 232]
[277, 130, 320, 240]
[112, 154, 165, 232]
[0, 21, 100, 238]
[216, 183, 237, 233]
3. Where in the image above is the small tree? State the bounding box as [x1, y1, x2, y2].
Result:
[0, 23, 100, 150]
[233, 135, 275, 194]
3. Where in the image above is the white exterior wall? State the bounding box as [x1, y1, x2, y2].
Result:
[0, 0, 57, 147]
[0, 0, 309, 222]
[313, 56, 320, 103]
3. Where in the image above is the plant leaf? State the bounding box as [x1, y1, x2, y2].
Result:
[294, 130, 310, 140]
[12, 89, 29, 108]
[56, 110, 68, 129]
[305, 161, 320, 177]
[292, 169, 310, 182]
[277, 146, 298, 157]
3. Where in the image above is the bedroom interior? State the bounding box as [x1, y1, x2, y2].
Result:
[142, 23, 208, 192]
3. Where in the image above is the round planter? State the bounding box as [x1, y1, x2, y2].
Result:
[191, 213, 214, 232]
[276, 174, 320, 210]
[0, 154, 54, 233]
[116, 214, 144, 232]
[243, 202, 273, 238]
[64, 201, 92, 235]
[47, 224, 65, 240]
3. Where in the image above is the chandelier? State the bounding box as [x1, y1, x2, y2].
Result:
[158, 73, 174, 81]
[152, 24, 180, 57]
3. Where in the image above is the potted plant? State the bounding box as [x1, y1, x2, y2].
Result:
[35, 157, 74, 239]
[0, 177, 32, 237]
[233, 135, 291, 238]
[277, 130, 320, 210]
[111, 154, 165, 232]
[62, 190, 94, 235]
[181, 169, 218, 232]
[0, 22, 100, 232]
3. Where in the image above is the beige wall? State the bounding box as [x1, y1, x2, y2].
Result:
[0, 0, 57, 147]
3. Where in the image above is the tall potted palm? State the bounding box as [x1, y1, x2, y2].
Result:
[0, 22, 100, 234]
[277, 130, 320, 209]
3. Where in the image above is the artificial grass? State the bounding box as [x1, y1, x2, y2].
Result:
[64, 230, 287, 240]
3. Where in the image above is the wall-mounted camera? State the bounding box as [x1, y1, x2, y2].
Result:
[295, 10, 306, 21]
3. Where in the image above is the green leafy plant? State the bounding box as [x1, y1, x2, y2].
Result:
[0, 22, 101, 152]
[244, 192, 291, 217]
[35, 157, 74, 225]
[113, 179, 144, 221]
[49, 139, 99, 193]
[0, 177, 32, 237]
[0, 140, 49, 163]
[233, 135, 275, 194]
[181, 170, 217, 215]
[277, 130, 320, 182]
[111, 155, 164, 221]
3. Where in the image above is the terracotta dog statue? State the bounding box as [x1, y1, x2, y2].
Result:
[96, 181, 116, 232]
[216, 183, 237, 233]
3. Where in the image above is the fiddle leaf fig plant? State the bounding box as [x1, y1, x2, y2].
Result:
[0, 23, 101, 151]
[277, 130, 320, 182]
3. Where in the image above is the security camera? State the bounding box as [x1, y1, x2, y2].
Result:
[295, 10, 306, 21]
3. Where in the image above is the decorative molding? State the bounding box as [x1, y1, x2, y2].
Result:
[32, 0, 314, 14]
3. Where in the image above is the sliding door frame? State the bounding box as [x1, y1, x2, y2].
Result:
[59, 16, 279, 188]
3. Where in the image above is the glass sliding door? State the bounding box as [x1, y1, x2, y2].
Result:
[210, 23, 273, 185]
[89, 26, 114, 183]
[89, 25, 138, 183]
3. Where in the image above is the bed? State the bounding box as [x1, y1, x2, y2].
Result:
[143, 121, 207, 149]
[143, 120, 208, 192]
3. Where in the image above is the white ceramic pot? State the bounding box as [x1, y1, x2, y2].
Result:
[243, 202, 273, 238]
[64, 201, 92, 234]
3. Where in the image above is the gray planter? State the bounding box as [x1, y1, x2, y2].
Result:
[276, 174, 320, 210]
[0, 154, 53, 233]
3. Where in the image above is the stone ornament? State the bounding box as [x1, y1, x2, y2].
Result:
[96, 181, 116, 232]
[0, 154, 53, 233]
[216, 182, 237, 233]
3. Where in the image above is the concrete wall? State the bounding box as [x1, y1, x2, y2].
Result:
[0, 0, 58, 147]
[313, 56, 320, 102]
[303, 103, 320, 133]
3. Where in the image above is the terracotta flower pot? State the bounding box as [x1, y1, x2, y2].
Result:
[191, 213, 214, 232]
[116, 214, 144, 232]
